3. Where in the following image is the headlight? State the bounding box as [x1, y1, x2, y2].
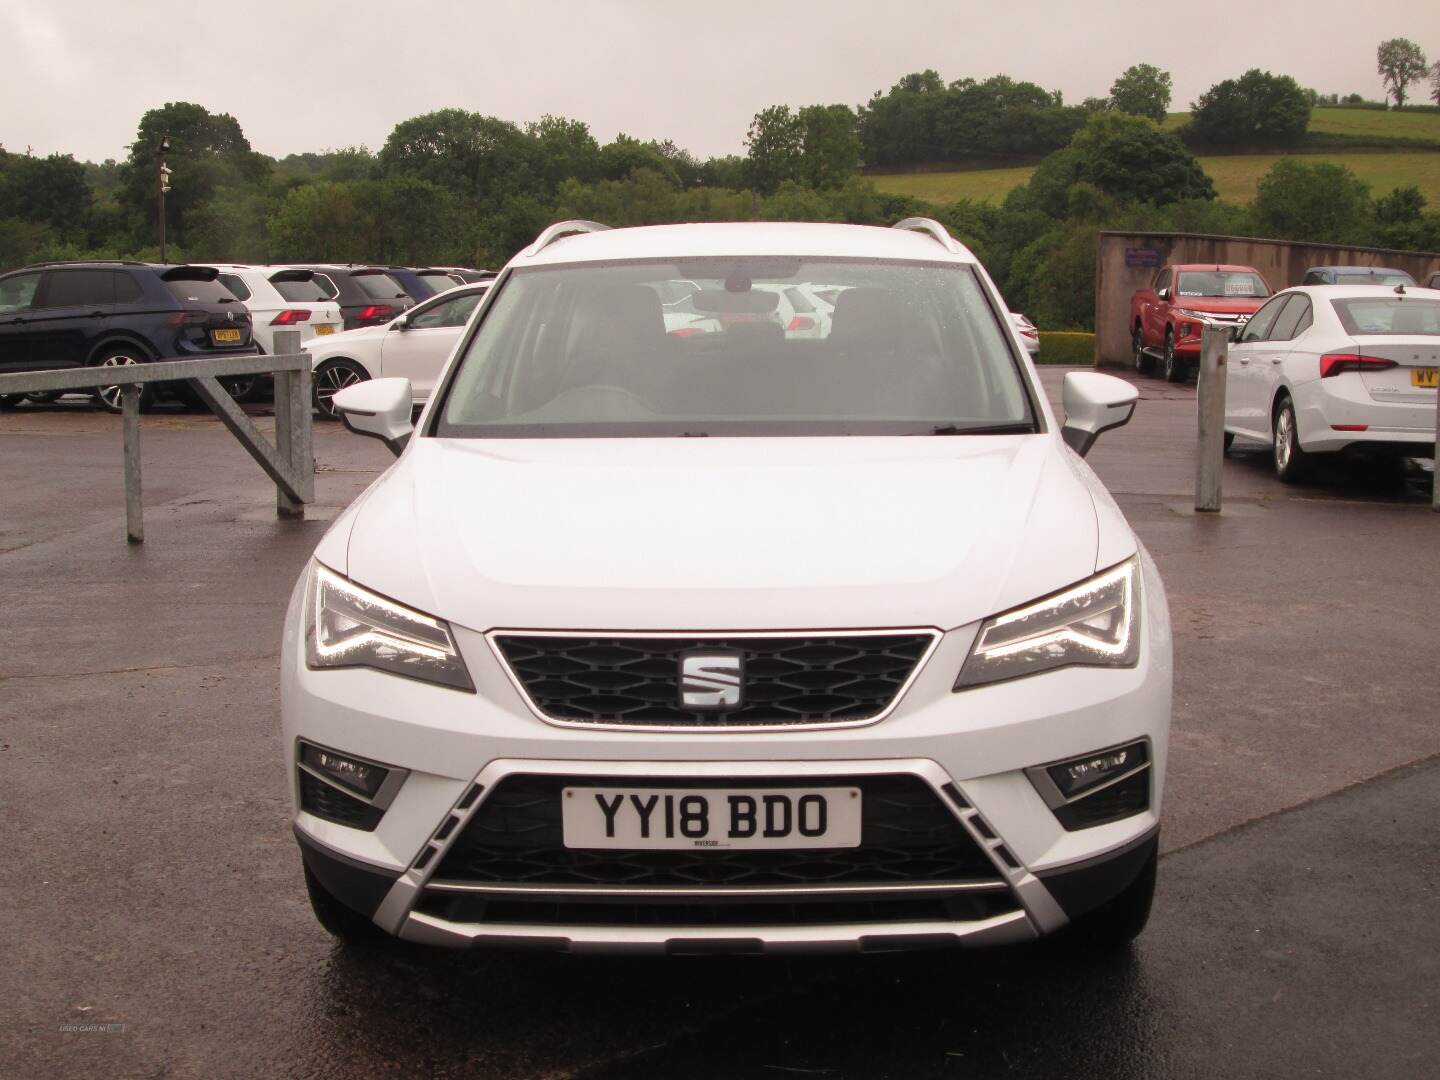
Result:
[305, 563, 474, 691]
[954, 558, 1140, 690]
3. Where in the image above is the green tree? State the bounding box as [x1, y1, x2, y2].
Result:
[0, 152, 92, 237]
[379, 109, 539, 202]
[1252, 159, 1373, 244]
[1377, 38, 1428, 107]
[117, 102, 269, 247]
[1029, 112, 1214, 213]
[1186, 70, 1311, 147]
[526, 115, 601, 190]
[795, 105, 861, 189]
[1109, 64, 1172, 122]
[597, 134, 681, 187]
[744, 105, 803, 194]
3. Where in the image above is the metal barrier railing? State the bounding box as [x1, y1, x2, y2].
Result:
[0, 328, 313, 542]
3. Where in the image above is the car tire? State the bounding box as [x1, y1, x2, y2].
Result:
[1059, 845, 1157, 952]
[313, 358, 369, 420]
[1223, 432, 1235, 452]
[1133, 323, 1155, 376]
[1162, 329, 1186, 383]
[0, 394, 25, 410]
[1272, 396, 1311, 484]
[220, 375, 260, 403]
[90, 347, 156, 414]
[302, 863, 386, 944]
[26, 390, 63, 404]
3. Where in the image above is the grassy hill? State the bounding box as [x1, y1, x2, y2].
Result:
[869, 107, 1440, 209]
[870, 151, 1440, 207]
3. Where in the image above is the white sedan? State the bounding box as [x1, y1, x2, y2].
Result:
[305, 282, 489, 418]
[1010, 312, 1040, 356]
[1224, 284, 1440, 481]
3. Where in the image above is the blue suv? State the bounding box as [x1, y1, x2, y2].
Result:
[0, 261, 258, 411]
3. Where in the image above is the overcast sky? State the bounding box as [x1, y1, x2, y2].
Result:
[3, 1, 1438, 164]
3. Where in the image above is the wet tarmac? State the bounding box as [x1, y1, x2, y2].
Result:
[2, 372, 1437, 1078]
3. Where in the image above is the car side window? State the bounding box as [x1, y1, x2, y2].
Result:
[38, 269, 115, 308]
[1154, 270, 1172, 295]
[1302, 271, 1324, 285]
[219, 274, 252, 302]
[1267, 293, 1313, 339]
[1238, 294, 1289, 343]
[113, 271, 143, 304]
[410, 293, 482, 329]
[0, 272, 42, 313]
[1270, 295, 1312, 341]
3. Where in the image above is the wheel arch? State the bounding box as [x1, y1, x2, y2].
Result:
[86, 333, 157, 365]
[314, 353, 373, 379]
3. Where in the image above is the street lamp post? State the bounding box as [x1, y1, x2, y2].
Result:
[157, 135, 172, 263]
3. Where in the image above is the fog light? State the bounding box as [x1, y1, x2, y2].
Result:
[1046, 740, 1149, 800]
[300, 742, 389, 799]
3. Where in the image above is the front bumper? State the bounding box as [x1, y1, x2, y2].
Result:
[281, 557, 1172, 951]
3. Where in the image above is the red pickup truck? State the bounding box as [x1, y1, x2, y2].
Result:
[1130, 264, 1274, 382]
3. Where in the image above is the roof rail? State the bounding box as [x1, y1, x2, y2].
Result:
[892, 217, 964, 255]
[524, 219, 611, 257]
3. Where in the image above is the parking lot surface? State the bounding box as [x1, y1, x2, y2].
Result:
[3, 370, 1436, 1078]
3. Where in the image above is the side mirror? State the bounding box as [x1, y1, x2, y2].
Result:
[331, 377, 414, 458]
[1061, 371, 1138, 457]
[1227, 324, 1243, 343]
[1157, 287, 1171, 302]
[390, 315, 408, 331]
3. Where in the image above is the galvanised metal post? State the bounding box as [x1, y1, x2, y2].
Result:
[122, 384, 143, 543]
[1194, 322, 1229, 513]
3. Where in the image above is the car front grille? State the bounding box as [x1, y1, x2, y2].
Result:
[428, 774, 1000, 889]
[492, 632, 934, 727]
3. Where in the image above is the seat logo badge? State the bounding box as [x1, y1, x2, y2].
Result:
[679, 650, 744, 710]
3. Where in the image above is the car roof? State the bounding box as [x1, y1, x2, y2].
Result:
[1169, 264, 1263, 273]
[1305, 265, 1408, 273]
[521, 222, 978, 268]
[1277, 283, 1438, 296]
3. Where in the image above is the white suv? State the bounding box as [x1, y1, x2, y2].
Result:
[282, 219, 1171, 954]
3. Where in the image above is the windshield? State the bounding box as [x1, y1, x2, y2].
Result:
[1176, 271, 1270, 299]
[1332, 297, 1440, 336]
[435, 258, 1035, 438]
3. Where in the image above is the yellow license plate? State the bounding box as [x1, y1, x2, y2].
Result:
[211, 328, 242, 343]
[1412, 368, 1437, 388]
[314, 324, 336, 336]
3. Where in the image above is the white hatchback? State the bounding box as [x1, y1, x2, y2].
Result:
[1224, 284, 1440, 481]
[203, 265, 343, 353]
[282, 219, 1172, 955]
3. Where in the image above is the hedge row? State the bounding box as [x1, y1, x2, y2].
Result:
[1035, 331, 1095, 365]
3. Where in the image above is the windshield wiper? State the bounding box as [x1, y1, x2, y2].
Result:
[925, 423, 1036, 436]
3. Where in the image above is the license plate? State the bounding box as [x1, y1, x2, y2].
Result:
[211, 328, 242, 343]
[562, 786, 862, 850]
[314, 324, 336, 336]
[1412, 368, 1437, 388]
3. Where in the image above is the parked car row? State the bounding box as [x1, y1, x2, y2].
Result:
[0, 260, 493, 411]
[1130, 262, 1436, 384]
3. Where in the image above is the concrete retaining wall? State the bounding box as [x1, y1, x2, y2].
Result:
[1094, 232, 1440, 368]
